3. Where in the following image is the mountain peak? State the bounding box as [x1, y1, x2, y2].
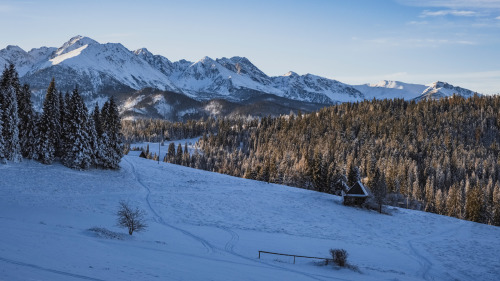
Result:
[371, 80, 404, 89]
[133, 48, 153, 56]
[283, 71, 298, 77]
[5, 45, 25, 53]
[55, 35, 97, 57]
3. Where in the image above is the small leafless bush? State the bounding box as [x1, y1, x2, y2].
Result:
[330, 249, 348, 267]
[116, 201, 147, 235]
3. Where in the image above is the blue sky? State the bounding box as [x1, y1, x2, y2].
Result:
[1, 0, 499, 94]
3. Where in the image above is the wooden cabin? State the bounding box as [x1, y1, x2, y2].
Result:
[342, 181, 370, 206]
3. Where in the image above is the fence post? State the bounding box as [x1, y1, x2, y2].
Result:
[293, 255, 295, 264]
[258, 251, 261, 259]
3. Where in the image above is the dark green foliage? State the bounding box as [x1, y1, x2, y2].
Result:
[17, 84, 37, 159]
[371, 168, 387, 213]
[166, 142, 175, 163]
[100, 97, 123, 169]
[0, 64, 21, 162]
[37, 78, 60, 164]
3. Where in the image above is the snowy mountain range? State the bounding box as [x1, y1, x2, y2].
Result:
[0, 35, 479, 120]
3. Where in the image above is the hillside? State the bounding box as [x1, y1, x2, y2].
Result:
[0, 154, 499, 280]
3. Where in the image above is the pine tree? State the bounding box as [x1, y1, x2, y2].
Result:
[37, 78, 60, 164]
[491, 184, 500, 226]
[371, 168, 387, 213]
[347, 164, 360, 187]
[91, 103, 104, 166]
[167, 142, 175, 163]
[424, 176, 435, 212]
[0, 96, 4, 164]
[176, 143, 183, 164]
[447, 184, 462, 219]
[17, 84, 37, 159]
[465, 187, 483, 223]
[435, 188, 446, 215]
[0, 64, 21, 162]
[62, 88, 92, 170]
[56, 91, 67, 157]
[100, 98, 123, 169]
[87, 112, 99, 168]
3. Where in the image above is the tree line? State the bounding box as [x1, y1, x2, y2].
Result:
[146, 96, 500, 226]
[0, 64, 122, 169]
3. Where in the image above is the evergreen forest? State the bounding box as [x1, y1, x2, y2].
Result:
[0, 64, 122, 170]
[124, 96, 500, 226]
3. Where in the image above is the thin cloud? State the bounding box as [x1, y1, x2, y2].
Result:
[496, 16, 500, 19]
[397, 0, 500, 9]
[421, 10, 479, 17]
[407, 20, 429, 25]
[364, 37, 477, 47]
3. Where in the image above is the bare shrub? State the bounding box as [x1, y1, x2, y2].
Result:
[330, 249, 348, 267]
[116, 201, 147, 235]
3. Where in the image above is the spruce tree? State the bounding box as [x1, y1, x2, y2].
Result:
[371, 168, 387, 213]
[491, 184, 500, 226]
[91, 103, 104, 167]
[0, 97, 4, 164]
[0, 64, 21, 162]
[176, 143, 183, 164]
[17, 84, 37, 159]
[87, 112, 99, 168]
[37, 78, 60, 164]
[101, 97, 123, 169]
[347, 164, 360, 187]
[167, 142, 175, 163]
[62, 88, 91, 170]
[465, 187, 483, 223]
[56, 91, 67, 157]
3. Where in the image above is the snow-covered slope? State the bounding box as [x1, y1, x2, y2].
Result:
[273, 72, 364, 103]
[0, 154, 498, 281]
[354, 80, 429, 100]
[416, 81, 477, 100]
[23, 35, 179, 94]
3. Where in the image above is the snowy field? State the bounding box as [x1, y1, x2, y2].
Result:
[0, 153, 499, 281]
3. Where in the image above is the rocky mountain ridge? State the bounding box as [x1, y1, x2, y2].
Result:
[0, 35, 479, 120]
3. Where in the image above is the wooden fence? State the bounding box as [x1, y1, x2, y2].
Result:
[258, 250, 329, 264]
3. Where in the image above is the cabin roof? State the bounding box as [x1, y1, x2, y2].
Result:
[345, 181, 369, 197]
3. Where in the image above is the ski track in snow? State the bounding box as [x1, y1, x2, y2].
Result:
[406, 217, 466, 281]
[0, 257, 106, 281]
[408, 240, 433, 281]
[123, 157, 215, 254]
[123, 156, 350, 281]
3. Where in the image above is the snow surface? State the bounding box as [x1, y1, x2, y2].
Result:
[0, 152, 499, 280]
[354, 81, 428, 100]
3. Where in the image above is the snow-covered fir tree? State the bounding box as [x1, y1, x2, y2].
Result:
[87, 110, 99, 168]
[37, 78, 60, 164]
[100, 98, 123, 169]
[17, 84, 38, 159]
[91, 102, 104, 167]
[56, 91, 66, 157]
[0, 96, 4, 164]
[62, 88, 91, 170]
[0, 64, 21, 162]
